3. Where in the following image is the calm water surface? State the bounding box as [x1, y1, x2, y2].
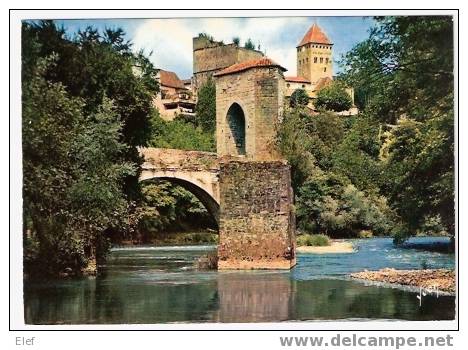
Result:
[24, 237, 455, 324]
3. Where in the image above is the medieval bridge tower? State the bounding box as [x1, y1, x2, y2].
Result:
[214, 57, 296, 269]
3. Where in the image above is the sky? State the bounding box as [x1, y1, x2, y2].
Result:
[55, 16, 375, 80]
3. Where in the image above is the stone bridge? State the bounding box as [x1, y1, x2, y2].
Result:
[139, 147, 220, 224]
[138, 57, 296, 270]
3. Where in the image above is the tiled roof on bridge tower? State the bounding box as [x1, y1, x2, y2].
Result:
[214, 57, 287, 77]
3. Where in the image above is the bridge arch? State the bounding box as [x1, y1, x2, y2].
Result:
[139, 148, 220, 226]
[140, 174, 219, 227]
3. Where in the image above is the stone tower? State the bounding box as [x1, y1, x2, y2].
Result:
[192, 35, 264, 95]
[213, 57, 296, 270]
[296, 23, 333, 84]
[214, 57, 286, 161]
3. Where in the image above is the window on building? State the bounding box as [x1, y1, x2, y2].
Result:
[326, 58, 329, 64]
[320, 57, 323, 63]
[324, 67, 327, 72]
[314, 57, 317, 63]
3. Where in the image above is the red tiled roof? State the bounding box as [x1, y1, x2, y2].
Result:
[285, 76, 311, 84]
[214, 57, 287, 77]
[298, 23, 332, 47]
[159, 70, 185, 89]
[314, 76, 333, 91]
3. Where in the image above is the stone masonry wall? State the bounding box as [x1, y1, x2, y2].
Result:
[297, 44, 333, 84]
[216, 67, 285, 160]
[218, 161, 296, 269]
[193, 37, 263, 93]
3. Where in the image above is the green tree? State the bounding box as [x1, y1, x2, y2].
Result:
[232, 37, 240, 46]
[341, 16, 453, 123]
[149, 112, 215, 152]
[315, 82, 352, 112]
[278, 105, 397, 238]
[22, 21, 158, 200]
[341, 16, 454, 240]
[137, 181, 215, 242]
[332, 114, 381, 192]
[23, 58, 135, 276]
[196, 78, 217, 134]
[244, 38, 255, 50]
[22, 20, 160, 275]
[198, 32, 214, 41]
[289, 88, 310, 108]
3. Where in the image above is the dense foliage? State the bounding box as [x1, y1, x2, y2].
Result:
[23, 58, 137, 276]
[279, 16, 454, 242]
[195, 78, 217, 134]
[244, 38, 255, 50]
[341, 16, 454, 241]
[278, 108, 396, 238]
[22, 21, 158, 276]
[315, 81, 353, 112]
[297, 234, 330, 247]
[149, 112, 215, 152]
[290, 88, 310, 108]
[136, 181, 216, 243]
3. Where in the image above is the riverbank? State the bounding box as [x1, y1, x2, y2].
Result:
[119, 230, 218, 246]
[350, 268, 455, 294]
[297, 240, 355, 254]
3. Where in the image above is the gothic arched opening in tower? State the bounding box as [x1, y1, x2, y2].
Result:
[226, 103, 246, 156]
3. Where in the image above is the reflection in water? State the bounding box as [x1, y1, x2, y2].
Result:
[24, 238, 456, 324]
[214, 272, 293, 322]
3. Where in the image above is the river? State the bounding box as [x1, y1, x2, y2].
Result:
[24, 237, 455, 324]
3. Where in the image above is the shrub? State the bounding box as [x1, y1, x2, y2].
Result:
[358, 230, 373, 238]
[297, 234, 330, 247]
[290, 88, 310, 108]
[196, 78, 216, 133]
[315, 82, 352, 112]
[244, 38, 255, 50]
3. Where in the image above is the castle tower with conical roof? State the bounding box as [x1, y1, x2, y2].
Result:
[296, 23, 333, 84]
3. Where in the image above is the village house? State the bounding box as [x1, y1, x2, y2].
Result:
[153, 69, 196, 121]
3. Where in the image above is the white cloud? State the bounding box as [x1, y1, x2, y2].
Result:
[132, 17, 311, 79]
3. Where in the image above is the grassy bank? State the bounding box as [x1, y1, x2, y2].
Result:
[296, 234, 330, 247]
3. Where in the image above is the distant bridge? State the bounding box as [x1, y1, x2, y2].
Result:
[139, 147, 220, 224]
